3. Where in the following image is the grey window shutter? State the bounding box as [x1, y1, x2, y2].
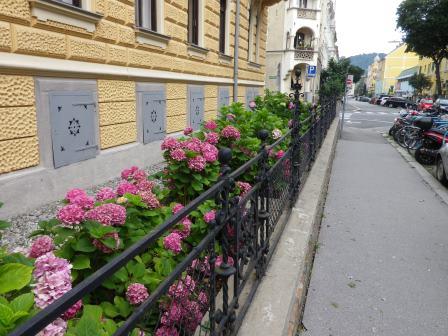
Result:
[49, 92, 97, 168]
[189, 86, 204, 131]
[143, 91, 166, 144]
[218, 87, 230, 111]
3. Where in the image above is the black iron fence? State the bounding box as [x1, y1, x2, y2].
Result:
[10, 93, 338, 336]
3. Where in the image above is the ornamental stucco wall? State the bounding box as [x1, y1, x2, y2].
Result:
[0, 0, 270, 175]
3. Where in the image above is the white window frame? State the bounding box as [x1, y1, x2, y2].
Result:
[136, 0, 165, 34]
[219, 0, 231, 55]
[248, 1, 262, 63]
[29, 0, 101, 32]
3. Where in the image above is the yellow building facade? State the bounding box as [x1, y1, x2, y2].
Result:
[418, 57, 448, 97]
[381, 44, 419, 94]
[0, 0, 280, 217]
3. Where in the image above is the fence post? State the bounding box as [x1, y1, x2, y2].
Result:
[214, 147, 237, 333]
[289, 87, 302, 205]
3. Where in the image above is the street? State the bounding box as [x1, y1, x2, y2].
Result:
[301, 99, 448, 335]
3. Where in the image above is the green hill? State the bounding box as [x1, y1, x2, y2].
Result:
[348, 53, 386, 72]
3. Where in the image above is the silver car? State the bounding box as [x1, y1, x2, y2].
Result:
[436, 139, 448, 185]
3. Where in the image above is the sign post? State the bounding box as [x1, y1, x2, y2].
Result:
[341, 74, 353, 136]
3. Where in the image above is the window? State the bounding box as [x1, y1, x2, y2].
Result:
[219, 0, 226, 53]
[294, 32, 305, 48]
[248, 1, 261, 63]
[137, 0, 157, 31]
[57, 0, 81, 7]
[189, 0, 200, 45]
[299, 0, 308, 8]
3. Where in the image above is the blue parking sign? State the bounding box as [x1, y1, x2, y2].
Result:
[307, 65, 316, 78]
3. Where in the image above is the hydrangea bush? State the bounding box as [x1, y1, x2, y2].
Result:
[2, 90, 316, 335]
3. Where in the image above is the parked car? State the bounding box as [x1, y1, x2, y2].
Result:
[383, 97, 414, 108]
[380, 96, 391, 105]
[418, 99, 434, 111]
[376, 94, 391, 105]
[359, 96, 370, 102]
[434, 98, 448, 113]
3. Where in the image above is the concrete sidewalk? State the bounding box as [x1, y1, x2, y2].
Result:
[301, 127, 448, 335]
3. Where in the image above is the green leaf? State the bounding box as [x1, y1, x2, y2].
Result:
[72, 237, 96, 253]
[53, 227, 75, 245]
[10, 311, 29, 323]
[100, 302, 119, 318]
[141, 210, 159, 217]
[112, 267, 128, 282]
[1, 254, 34, 267]
[0, 264, 32, 294]
[83, 305, 103, 321]
[72, 255, 91, 270]
[74, 315, 102, 336]
[10, 293, 34, 313]
[103, 319, 117, 334]
[0, 221, 10, 230]
[85, 221, 116, 239]
[0, 304, 13, 326]
[54, 243, 75, 260]
[113, 296, 131, 318]
[191, 181, 203, 192]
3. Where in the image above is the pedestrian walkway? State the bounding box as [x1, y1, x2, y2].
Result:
[301, 127, 448, 336]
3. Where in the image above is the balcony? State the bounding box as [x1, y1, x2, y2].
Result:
[297, 8, 319, 19]
[294, 48, 315, 61]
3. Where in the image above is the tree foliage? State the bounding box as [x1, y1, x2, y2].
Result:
[320, 58, 364, 97]
[408, 73, 432, 96]
[397, 0, 448, 96]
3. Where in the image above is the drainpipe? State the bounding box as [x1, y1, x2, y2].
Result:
[233, 0, 240, 102]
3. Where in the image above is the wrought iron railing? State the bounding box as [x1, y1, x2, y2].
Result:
[10, 92, 337, 336]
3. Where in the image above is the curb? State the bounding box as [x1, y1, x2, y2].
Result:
[238, 116, 340, 336]
[383, 134, 448, 206]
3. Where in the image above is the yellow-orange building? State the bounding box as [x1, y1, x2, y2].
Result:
[417, 57, 448, 97]
[380, 43, 419, 94]
[0, 0, 279, 217]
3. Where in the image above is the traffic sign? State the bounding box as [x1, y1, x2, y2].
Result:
[307, 65, 317, 78]
[346, 74, 354, 85]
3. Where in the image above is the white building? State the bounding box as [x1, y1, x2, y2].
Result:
[265, 0, 338, 101]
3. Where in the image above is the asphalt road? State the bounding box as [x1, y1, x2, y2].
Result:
[341, 99, 398, 130]
[301, 100, 448, 335]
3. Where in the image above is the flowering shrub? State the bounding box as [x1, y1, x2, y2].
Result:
[4, 88, 317, 335]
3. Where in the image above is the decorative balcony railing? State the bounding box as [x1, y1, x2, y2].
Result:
[297, 8, 319, 20]
[294, 49, 315, 61]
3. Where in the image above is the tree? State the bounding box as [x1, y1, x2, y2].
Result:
[397, 0, 448, 97]
[408, 73, 432, 96]
[320, 58, 364, 97]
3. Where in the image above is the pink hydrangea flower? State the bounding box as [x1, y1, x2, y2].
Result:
[215, 255, 235, 268]
[249, 101, 256, 109]
[204, 120, 217, 130]
[170, 148, 186, 162]
[96, 187, 116, 201]
[272, 128, 282, 140]
[116, 181, 139, 196]
[172, 203, 184, 214]
[168, 276, 196, 300]
[136, 179, 156, 192]
[70, 194, 95, 210]
[191, 256, 210, 275]
[161, 301, 183, 326]
[176, 217, 192, 239]
[121, 166, 139, 180]
[37, 318, 67, 336]
[139, 190, 160, 209]
[62, 300, 82, 320]
[205, 132, 219, 145]
[276, 150, 285, 160]
[126, 283, 149, 305]
[29, 236, 54, 258]
[183, 138, 202, 152]
[221, 125, 241, 140]
[236, 181, 252, 197]
[288, 119, 294, 129]
[203, 210, 216, 223]
[65, 188, 87, 203]
[188, 156, 206, 172]
[163, 232, 183, 254]
[201, 143, 218, 162]
[183, 300, 203, 332]
[184, 127, 193, 136]
[85, 203, 127, 226]
[155, 326, 179, 336]
[92, 232, 121, 254]
[288, 102, 295, 110]
[57, 204, 85, 225]
[198, 291, 208, 307]
[33, 253, 72, 310]
[132, 169, 148, 182]
[226, 113, 235, 121]
[161, 137, 180, 151]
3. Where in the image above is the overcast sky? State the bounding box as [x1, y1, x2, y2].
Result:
[335, 0, 404, 57]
